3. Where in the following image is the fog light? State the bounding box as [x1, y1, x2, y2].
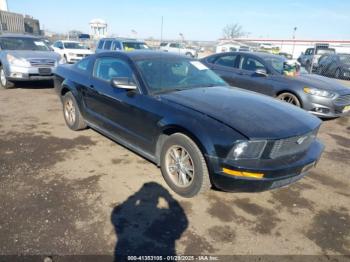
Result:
[222, 168, 264, 179]
[314, 107, 330, 114]
[10, 72, 23, 78]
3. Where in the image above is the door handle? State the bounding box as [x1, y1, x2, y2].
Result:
[89, 84, 94, 89]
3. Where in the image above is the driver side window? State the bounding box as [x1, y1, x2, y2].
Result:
[93, 57, 133, 82]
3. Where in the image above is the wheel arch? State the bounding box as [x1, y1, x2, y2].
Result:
[155, 125, 209, 166]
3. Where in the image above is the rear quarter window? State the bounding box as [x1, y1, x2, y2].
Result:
[75, 58, 90, 72]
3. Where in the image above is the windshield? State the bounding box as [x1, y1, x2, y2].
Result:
[136, 58, 227, 94]
[316, 49, 335, 55]
[0, 37, 50, 51]
[63, 42, 88, 49]
[123, 42, 149, 51]
[339, 55, 350, 65]
[266, 57, 301, 76]
[265, 57, 287, 74]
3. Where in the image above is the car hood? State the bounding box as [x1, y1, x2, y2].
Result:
[276, 73, 350, 94]
[64, 49, 93, 54]
[5, 50, 61, 60]
[161, 86, 321, 140]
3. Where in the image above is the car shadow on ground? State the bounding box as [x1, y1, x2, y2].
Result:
[111, 182, 188, 259]
[13, 80, 54, 89]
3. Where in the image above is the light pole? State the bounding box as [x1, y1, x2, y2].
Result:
[160, 16, 163, 43]
[179, 33, 184, 42]
[292, 27, 297, 58]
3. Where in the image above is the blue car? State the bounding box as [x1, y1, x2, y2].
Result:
[54, 51, 324, 197]
[201, 52, 350, 118]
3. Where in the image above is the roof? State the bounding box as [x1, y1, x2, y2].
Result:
[99, 37, 142, 42]
[60, 40, 80, 43]
[209, 51, 283, 60]
[0, 33, 40, 39]
[98, 50, 192, 61]
[89, 18, 107, 25]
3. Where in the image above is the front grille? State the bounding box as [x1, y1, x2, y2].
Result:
[29, 59, 56, 67]
[334, 94, 350, 106]
[269, 129, 318, 159]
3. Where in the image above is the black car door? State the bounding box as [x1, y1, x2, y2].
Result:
[207, 54, 240, 86]
[234, 55, 274, 96]
[84, 55, 161, 154]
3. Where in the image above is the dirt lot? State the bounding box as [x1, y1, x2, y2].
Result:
[0, 81, 349, 257]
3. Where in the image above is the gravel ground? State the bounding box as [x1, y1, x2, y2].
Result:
[0, 81, 349, 257]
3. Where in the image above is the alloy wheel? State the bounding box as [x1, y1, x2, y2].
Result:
[64, 98, 76, 125]
[0, 69, 7, 87]
[165, 145, 195, 188]
[277, 93, 301, 107]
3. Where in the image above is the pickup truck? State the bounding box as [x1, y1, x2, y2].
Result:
[160, 42, 197, 58]
[298, 47, 335, 72]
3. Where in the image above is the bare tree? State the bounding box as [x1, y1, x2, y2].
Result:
[222, 24, 246, 39]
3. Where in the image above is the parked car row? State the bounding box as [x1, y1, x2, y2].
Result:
[2, 33, 349, 198]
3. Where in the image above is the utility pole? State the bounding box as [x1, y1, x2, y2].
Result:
[292, 27, 297, 58]
[160, 16, 163, 43]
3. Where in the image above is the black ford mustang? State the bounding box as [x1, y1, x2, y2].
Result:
[54, 51, 324, 197]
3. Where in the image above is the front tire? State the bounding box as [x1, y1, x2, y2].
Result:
[160, 133, 211, 198]
[62, 92, 87, 131]
[0, 66, 14, 89]
[277, 92, 301, 107]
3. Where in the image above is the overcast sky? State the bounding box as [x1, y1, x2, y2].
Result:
[8, 0, 350, 40]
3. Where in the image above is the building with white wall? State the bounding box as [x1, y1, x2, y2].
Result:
[0, 0, 8, 11]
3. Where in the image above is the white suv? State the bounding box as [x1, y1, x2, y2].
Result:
[52, 40, 93, 64]
[160, 42, 197, 58]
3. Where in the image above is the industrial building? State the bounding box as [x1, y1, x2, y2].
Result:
[0, 0, 41, 35]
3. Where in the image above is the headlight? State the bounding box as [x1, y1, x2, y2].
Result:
[7, 54, 30, 67]
[229, 140, 267, 160]
[304, 87, 335, 98]
[58, 57, 66, 64]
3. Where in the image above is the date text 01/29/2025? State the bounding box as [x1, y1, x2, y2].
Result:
[126, 255, 220, 261]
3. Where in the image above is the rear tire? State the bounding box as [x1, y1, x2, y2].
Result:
[0, 66, 14, 89]
[62, 91, 87, 131]
[160, 133, 211, 198]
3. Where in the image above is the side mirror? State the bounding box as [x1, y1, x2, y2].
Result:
[59, 46, 64, 50]
[111, 77, 137, 90]
[255, 69, 268, 77]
